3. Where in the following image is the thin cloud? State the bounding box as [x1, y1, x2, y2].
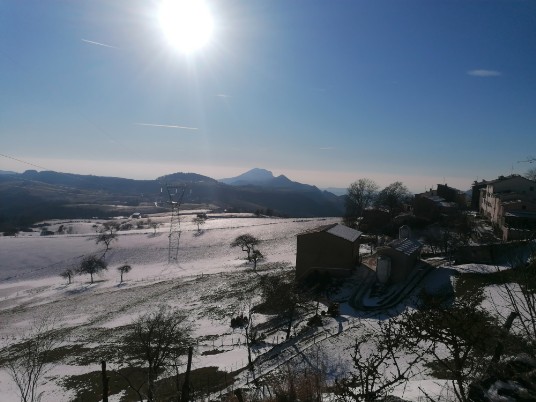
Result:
[319, 147, 335, 150]
[135, 123, 198, 130]
[81, 39, 116, 48]
[216, 94, 230, 98]
[467, 69, 501, 77]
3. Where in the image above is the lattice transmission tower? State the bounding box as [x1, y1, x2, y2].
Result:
[163, 184, 185, 263]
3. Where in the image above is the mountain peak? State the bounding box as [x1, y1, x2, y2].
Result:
[220, 168, 275, 185]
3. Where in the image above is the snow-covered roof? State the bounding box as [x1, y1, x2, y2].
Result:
[389, 238, 422, 256]
[326, 224, 362, 242]
[299, 223, 362, 242]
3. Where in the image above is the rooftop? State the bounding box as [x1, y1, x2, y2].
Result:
[299, 223, 362, 242]
[388, 238, 423, 256]
[326, 223, 362, 242]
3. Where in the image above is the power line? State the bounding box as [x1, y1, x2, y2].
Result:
[0, 153, 53, 172]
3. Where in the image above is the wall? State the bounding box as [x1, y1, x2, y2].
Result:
[295, 231, 359, 279]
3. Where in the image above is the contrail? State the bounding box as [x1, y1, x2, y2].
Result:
[81, 39, 115, 48]
[135, 123, 199, 130]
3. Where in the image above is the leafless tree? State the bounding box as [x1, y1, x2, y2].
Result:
[4, 319, 62, 402]
[525, 166, 536, 181]
[250, 249, 264, 271]
[122, 306, 191, 401]
[231, 234, 261, 261]
[401, 290, 501, 402]
[96, 222, 119, 259]
[192, 216, 206, 232]
[376, 181, 412, 216]
[149, 221, 160, 235]
[492, 244, 536, 356]
[260, 274, 310, 340]
[59, 268, 74, 285]
[78, 255, 107, 284]
[117, 264, 132, 284]
[345, 178, 380, 222]
[335, 318, 425, 401]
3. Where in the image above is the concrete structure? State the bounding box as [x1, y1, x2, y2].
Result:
[478, 175, 536, 240]
[295, 223, 361, 280]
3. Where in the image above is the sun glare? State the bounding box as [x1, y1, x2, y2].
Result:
[158, 0, 214, 54]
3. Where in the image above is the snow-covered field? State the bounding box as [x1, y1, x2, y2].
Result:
[0, 213, 520, 401]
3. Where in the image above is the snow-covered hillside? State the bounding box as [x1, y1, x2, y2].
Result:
[0, 214, 523, 401]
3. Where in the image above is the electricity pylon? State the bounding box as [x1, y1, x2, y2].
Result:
[164, 184, 185, 264]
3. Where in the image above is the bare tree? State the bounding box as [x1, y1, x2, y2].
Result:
[242, 306, 257, 370]
[122, 307, 191, 401]
[149, 221, 160, 235]
[525, 166, 536, 182]
[79, 255, 107, 284]
[192, 215, 206, 232]
[231, 234, 260, 261]
[96, 222, 119, 259]
[376, 181, 412, 216]
[335, 318, 425, 401]
[260, 274, 310, 340]
[264, 362, 328, 402]
[250, 249, 264, 271]
[60, 268, 74, 285]
[4, 319, 62, 402]
[345, 178, 380, 222]
[493, 246, 536, 356]
[117, 264, 132, 284]
[401, 290, 501, 402]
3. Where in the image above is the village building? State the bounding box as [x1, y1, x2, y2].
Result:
[361, 226, 423, 285]
[413, 189, 458, 222]
[295, 223, 362, 280]
[478, 174, 536, 241]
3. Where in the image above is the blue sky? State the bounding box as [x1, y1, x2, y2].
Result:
[1, 0, 535, 192]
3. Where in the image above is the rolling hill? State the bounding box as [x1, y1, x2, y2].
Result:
[0, 169, 344, 230]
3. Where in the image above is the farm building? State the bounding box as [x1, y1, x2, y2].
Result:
[295, 223, 362, 280]
[375, 237, 423, 283]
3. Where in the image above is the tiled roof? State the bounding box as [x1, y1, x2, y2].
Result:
[388, 238, 422, 256]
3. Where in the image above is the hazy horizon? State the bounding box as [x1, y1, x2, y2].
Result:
[2, 1, 535, 194]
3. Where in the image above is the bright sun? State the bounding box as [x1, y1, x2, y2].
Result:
[158, 0, 214, 54]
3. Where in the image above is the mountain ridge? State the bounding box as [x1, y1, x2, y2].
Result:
[0, 169, 344, 230]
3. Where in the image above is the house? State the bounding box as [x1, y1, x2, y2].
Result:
[414, 184, 465, 222]
[374, 237, 423, 284]
[478, 175, 536, 240]
[358, 208, 391, 232]
[130, 212, 142, 219]
[436, 184, 467, 207]
[295, 223, 362, 280]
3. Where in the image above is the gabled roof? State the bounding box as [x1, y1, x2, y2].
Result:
[326, 224, 362, 242]
[388, 238, 422, 256]
[299, 223, 362, 242]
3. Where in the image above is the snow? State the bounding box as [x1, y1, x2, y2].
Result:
[0, 213, 526, 401]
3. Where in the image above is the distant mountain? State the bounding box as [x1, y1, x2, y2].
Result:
[219, 168, 326, 193]
[157, 172, 219, 184]
[0, 169, 344, 231]
[322, 187, 347, 196]
[0, 170, 18, 175]
[220, 168, 274, 185]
